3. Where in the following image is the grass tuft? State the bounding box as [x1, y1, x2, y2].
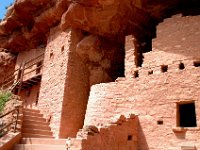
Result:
[0, 91, 12, 113]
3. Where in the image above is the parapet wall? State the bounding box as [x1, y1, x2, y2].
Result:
[84, 64, 200, 149]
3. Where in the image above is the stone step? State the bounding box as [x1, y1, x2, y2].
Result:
[23, 112, 43, 118]
[13, 115, 23, 120]
[13, 144, 65, 150]
[13, 114, 23, 117]
[22, 133, 53, 138]
[22, 128, 52, 136]
[23, 109, 40, 114]
[22, 119, 49, 126]
[22, 124, 51, 131]
[23, 116, 46, 122]
[21, 138, 66, 145]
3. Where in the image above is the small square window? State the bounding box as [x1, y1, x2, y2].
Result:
[127, 135, 133, 141]
[193, 61, 200, 67]
[133, 70, 139, 78]
[179, 63, 185, 70]
[161, 65, 168, 73]
[157, 120, 163, 125]
[148, 70, 153, 75]
[177, 102, 197, 127]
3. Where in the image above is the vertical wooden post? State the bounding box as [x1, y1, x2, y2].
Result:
[17, 62, 25, 95]
[14, 106, 19, 133]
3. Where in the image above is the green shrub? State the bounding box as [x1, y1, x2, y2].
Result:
[0, 91, 12, 113]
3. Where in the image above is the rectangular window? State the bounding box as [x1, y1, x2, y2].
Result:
[177, 102, 197, 127]
[36, 61, 42, 74]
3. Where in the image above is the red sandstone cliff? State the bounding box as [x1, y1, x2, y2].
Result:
[0, 49, 16, 84]
[0, 0, 190, 53]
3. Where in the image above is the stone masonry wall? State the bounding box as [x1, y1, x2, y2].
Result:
[67, 115, 138, 150]
[125, 35, 136, 77]
[143, 14, 200, 67]
[84, 65, 200, 150]
[38, 27, 90, 138]
[59, 30, 90, 138]
[85, 14, 200, 150]
[38, 28, 73, 138]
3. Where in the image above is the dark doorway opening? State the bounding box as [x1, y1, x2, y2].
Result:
[36, 61, 42, 74]
[178, 102, 197, 127]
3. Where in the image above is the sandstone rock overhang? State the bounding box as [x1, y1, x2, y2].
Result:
[0, 0, 199, 53]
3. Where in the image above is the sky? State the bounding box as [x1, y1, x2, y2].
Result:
[0, 0, 14, 19]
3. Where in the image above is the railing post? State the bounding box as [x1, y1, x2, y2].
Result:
[17, 62, 25, 95]
[14, 106, 19, 133]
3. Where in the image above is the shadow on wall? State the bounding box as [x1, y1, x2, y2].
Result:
[137, 119, 149, 150]
[67, 114, 139, 150]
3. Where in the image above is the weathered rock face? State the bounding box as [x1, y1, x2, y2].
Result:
[1, 0, 198, 52]
[61, 0, 133, 36]
[0, 49, 16, 84]
[0, 0, 69, 52]
[0, 0, 199, 143]
[76, 34, 125, 85]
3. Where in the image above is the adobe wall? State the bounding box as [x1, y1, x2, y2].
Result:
[85, 66, 200, 150]
[59, 30, 90, 138]
[143, 14, 200, 67]
[38, 27, 90, 138]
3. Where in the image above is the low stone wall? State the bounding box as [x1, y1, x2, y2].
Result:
[67, 114, 138, 150]
[0, 132, 21, 150]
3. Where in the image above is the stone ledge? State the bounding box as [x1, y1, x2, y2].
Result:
[172, 127, 200, 133]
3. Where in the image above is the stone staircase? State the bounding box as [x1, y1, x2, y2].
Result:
[13, 108, 66, 150]
[21, 108, 53, 138]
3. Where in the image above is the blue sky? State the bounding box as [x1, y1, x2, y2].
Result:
[0, 0, 14, 19]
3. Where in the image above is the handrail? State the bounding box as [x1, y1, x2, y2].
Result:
[24, 53, 44, 66]
[0, 53, 44, 92]
[9, 80, 20, 92]
[24, 60, 43, 70]
[17, 63, 25, 95]
[1, 79, 15, 89]
[23, 64, 43, 76]
[0, 75, 15, 86]
[0, 106, 20, 137]
[0, 69, 20, 85]
[0, 122, 14, 133]
[0, 108, 16, 118]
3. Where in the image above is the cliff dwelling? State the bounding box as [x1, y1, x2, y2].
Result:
[0, 0, 200, 150]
